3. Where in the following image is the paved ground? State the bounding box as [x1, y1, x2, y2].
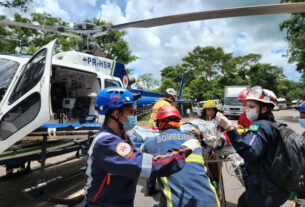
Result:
[0, 109, 302, 207]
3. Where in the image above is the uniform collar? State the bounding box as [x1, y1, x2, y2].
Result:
[101, 124, 117, 135]
[258, 112, 275, 122]
[161, 128, 181, 134]
[101, 124, 132, 143]
[161, 97, 174, 105]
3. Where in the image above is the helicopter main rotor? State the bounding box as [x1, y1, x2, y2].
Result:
[1, 3, 305, 38]
[0, 2, 305, 55]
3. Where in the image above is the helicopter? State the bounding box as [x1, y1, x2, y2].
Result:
[0, 1, 304, 182]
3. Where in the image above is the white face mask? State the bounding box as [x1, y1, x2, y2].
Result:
[246, 108, 258, 121]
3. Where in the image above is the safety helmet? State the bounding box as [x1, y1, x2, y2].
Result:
[246, 86, 277, 107]
[299, 101, 305, 113]
[203, 100, 217, 109]
[238, 88, 249, 101]
[165, 88, 177, 99]
[156, 105, 181, 121]
[95, 87, 135, 115]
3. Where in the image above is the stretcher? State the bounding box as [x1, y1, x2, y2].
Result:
[0, 122, 101, 170]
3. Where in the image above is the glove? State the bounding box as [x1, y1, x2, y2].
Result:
[190, 129, 200, 138]
[216, 112, 233, 130]
[182, 139, 201, 151]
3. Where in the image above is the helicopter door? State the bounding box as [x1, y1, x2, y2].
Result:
[0, 39, 56, 153]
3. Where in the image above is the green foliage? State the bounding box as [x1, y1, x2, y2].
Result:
[135, 73, 159, 90]
[0, 0, 32, 11]
[0, 13, 136, 65]
[277, 79, 304, 100]
[248, 63, 285, 94]
[280, 0, 305, 73]
[137, 112, 150, 121]
[158, 45, 303, 102]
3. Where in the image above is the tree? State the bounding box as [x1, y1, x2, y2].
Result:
[135, 73, 159, 90]
[0, 0, 32, 11]
[0, 15, 17, 53]
[0, 13, 137, 65]
[158, 44, 303, 102]
[280, 0, 305, 73]
[182, 46, 231, 80]
[277, 79, 304, 100]
[248, 63, 285, 94]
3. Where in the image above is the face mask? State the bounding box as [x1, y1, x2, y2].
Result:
[246, 108, 258, 121]
[299, 119, 305, 128]
[122, 115, 137, 131]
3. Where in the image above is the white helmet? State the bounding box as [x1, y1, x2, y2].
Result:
[246, 86, 277, 107]
[165, 88, 177, 99]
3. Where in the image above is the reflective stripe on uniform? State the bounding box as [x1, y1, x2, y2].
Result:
[161, 177, 173, 207]
[185, 153, 221, 207]
[84, 132, 111, 197]
[139, 144, 144, 152]
[186, 153, 204, 164]
[92, 173, 109, 203]
[139, 152, 153, 178]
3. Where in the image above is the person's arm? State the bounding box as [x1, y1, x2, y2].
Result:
[226, 126, 268, 163]
[216, 112, 269, 163]
[238, 113, 243, 125]
[92, 135, 200, 179]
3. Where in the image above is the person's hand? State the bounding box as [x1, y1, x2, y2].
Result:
[191, 129, 200, 138]
[216, 112, 234, 130]
[182, 139, 201, 151]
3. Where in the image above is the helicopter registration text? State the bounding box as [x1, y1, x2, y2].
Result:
[87, 57, 112, 70]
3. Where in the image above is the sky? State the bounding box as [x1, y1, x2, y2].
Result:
[0, 0, 300, 82]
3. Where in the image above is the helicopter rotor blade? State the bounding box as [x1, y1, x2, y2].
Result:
[0, 19, 82, 39]
[111, 3, 305, 29]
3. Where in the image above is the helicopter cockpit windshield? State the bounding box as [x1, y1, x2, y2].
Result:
[0, 58, 20, 102]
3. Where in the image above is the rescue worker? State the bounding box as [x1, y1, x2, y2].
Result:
[191, 100, 224, 201]
[191, 100, 219, 138]
[148, 88, 177, 129]
[216, 86, 290, 207]
[81, 87, 200, 207]
[146, 88, 177, 196]
[296, 101, 305, 204]
[299, 101, 305, 137]
[238, 88, 252, 129]
[142, 105, 220, 207]
[200, 100, 218, 121]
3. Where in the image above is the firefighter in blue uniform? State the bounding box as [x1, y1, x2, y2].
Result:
[296, 101, 305, 205]
[141, 105, 220, 207]
[81, 87, 200, 207]
[216, 86, 290, 207]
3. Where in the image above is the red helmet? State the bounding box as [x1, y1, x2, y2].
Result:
[156, 106, 181, 121]
[238, 88, 249, 101]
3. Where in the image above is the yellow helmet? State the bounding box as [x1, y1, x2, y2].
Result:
[203, 100, 216, 109]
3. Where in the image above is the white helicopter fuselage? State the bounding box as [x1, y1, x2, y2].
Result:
[0, 40, 126, 153]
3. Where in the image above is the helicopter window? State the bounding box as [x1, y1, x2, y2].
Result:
[0, 92, 41, 141]
[9, 49, 47, 104]
[0, 58, 20, 103]
[105, 79, 121, 88]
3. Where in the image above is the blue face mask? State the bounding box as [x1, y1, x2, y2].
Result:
[122, 115, 137, 131]
[299, 119, 305, 128]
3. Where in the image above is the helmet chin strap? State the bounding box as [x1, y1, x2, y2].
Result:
[110, 115, 124, 130]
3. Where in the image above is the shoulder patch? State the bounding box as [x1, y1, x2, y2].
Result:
[116, 142, 131, 156]
[249, 124, 259, 132]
